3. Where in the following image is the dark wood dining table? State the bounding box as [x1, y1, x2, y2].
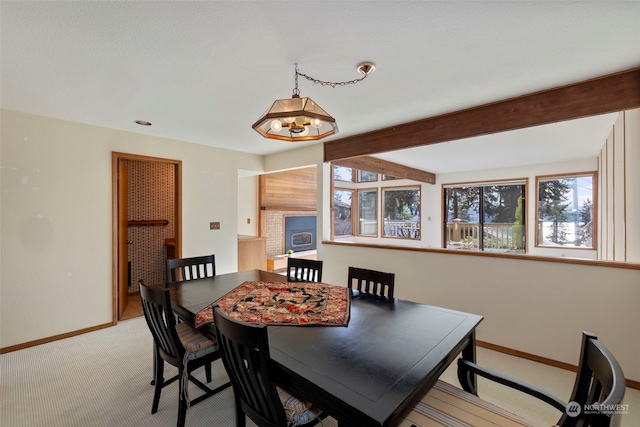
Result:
[169, 269, 483, 427]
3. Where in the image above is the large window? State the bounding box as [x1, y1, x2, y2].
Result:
[444, 181, 526, 253]
[382, 186, 421, 239]
[536, 173, 596, 249]
[358, 189, 378, 236]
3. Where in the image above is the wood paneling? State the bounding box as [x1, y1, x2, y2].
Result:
[332, 156, 436, 184]
[324, 67, 640, 161]
[261, 167, 317, 210]
[237, 235, 267, 271]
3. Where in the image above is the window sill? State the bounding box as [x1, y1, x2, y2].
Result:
[322, 240, 640, 270]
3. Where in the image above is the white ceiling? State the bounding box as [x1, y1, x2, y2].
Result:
[1, 2, 638, 172]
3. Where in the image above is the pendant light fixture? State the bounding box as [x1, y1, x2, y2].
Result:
[252, 62, 375, 142]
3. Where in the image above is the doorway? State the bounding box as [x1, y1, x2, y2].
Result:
[112, 152, 182, 323]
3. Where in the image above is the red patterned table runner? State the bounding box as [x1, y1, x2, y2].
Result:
[195, 281, 351, 328]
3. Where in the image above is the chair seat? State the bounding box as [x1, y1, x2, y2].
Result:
[276, 385, 323, 426]
[176, 322, 218, 360]
[399, 380, 534, 427]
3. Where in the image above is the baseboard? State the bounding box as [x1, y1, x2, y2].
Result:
[0, 322, 114, 354]
[477, 340, 640, 390]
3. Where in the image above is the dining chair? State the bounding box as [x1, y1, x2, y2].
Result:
[287, 258, 323, 283]
[166, 254, 215, 284]
[213, 306, 325, 427]
[347, 266, 395, 299]
[139, 284, 231, 427]
[402, 332, 626, 427]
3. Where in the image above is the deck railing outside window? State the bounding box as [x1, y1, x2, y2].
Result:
[446, 219, 522, 251]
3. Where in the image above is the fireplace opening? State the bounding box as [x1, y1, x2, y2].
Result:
[284, 216, 316, 253]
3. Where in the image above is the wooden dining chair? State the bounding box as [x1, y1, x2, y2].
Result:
[347, 266, 395, 299]
[139, 284, 231, 427]
[213, 306, 325, 427]
[166, 254, 215, 284]
[402, 332, 626, 427]
[287, 258, 323, 283]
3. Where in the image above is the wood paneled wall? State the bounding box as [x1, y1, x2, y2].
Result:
[598, 108, 640, 262]
[260, 167, 317, 211]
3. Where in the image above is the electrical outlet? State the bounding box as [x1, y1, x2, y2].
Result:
[210, 222, 220, 230]
[247, 218, 251, 224]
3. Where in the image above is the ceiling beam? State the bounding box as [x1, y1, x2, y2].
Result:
[332, 156, 436, 184]
[324, 67, 640, 162]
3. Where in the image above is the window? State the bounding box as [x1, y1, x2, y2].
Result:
[333, 165, 354, 182]
[333, 189, 353, 237]
[536, 173, 596, 249]
[382, 186, 420, 239]
[357, 189, 378, 236]
[444, 182, 526, 253]
[357, 170, 378, 182]
[330, 164, 422, 240]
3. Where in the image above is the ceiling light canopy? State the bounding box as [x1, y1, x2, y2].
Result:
[252, 62, 375, 142]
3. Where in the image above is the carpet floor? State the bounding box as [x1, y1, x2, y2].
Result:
[2, 316, 638, 426]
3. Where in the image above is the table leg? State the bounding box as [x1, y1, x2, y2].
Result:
[457, 330, 478, 395]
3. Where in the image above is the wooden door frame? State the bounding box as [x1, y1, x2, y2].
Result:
[111, 152, 182, 324]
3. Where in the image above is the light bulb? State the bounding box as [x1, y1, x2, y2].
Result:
[299, 126, 309, 137]
[284, 117, 296, 124]
[270, 120, 282, 132]
[310, 118, 323, 129]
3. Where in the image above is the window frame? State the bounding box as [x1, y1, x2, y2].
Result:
[442, 178, 527, 253]
[333, 165, 355, 183]
[535, 171, 598, 250]
[381, 185, 421, 240]
[357, 170, 378, 183]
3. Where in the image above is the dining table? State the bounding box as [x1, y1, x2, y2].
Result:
[169, 269, 483, 427]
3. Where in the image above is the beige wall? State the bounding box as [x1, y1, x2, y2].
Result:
[237, 174, 258, 236]
[0, 109, 262, 348]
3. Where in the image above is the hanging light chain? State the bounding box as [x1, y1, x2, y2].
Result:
[295, 70, 368, 88]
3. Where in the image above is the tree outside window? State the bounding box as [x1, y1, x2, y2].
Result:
[536, 174, 595, 248]
[444, 182, 525, 253]
[382, 187, 420, 238]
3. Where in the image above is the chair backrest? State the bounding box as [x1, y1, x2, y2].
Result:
[287, 258, 323, 283]
[139, 284, 184, 366]
[166, 255, 215, 284]
[559, 332, 626, 427]
[347, 266, 395, 299]
[213, 306, 288, 427]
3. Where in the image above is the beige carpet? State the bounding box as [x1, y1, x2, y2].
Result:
[1, 316, 638, 426]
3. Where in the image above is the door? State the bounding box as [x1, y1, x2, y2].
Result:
[118, 159, 129, 318]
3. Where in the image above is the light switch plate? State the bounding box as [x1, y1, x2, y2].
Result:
[210, 222, 220, 230]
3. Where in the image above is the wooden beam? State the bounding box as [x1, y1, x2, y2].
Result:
[333, 156, 436, 184]
[324, 67, 640, 161]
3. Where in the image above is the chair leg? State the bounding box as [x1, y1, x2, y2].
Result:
[235, 395, 246, 427]
[150, 343, 157, 385]
[151, 352, 164, 414]
[177, 396, 187, 427]
[205, 362, 212, 383]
